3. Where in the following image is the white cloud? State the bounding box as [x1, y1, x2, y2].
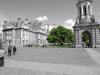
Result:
[36, 16, 44, 22]
[65, 19, 75, 26]
[36, 16, 48, 22]
[43, 16, 48, 21]
[64, 19, 75, 30]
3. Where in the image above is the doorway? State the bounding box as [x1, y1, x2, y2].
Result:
[82, 31, 92, 48]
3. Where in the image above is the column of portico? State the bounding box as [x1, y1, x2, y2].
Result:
[92, 27, 96, 48]
[86, 3, 89, 18]
[75, 30, 78, 47]
[92, 26, 100, 48]
[96, 27, 100, 47]
[78, 30, 83, 47]
[99, 28, 100, 45]
[81, 5, 84, 18]
[75, 29, 82, 48]
[77, 7, 80, 19]
[12, 28, 15, 46]
[90, 5, 92, 15]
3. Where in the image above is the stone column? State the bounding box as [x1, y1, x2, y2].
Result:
[75, 30, 82, 48]
[96, 27, 100, 47]
[92, 28, 97, 48]
[90, 5, 92, 15]
[12, 28, 15, 46]
[99, 28, 100, 45]
[20, 29, 23, 46]
[79, 30, 82, 47]
[92, 26, 100, 48]
[75, 30, 78, 47]
[86, 4, 89, 18]
[78, 7, 80, 19]
[81, 5, 84, 18]
[99, 28, 100, 42]
[77, 30, 79, 44]
[92, 29, 95, 47]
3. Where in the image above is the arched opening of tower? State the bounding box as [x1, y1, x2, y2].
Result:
[82, 31, 92, 48]
[88, 6, 90, 15]
[83, 5, 87, 16]
[79, 7, 82, 18]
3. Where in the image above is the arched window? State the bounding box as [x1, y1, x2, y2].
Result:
[88, 6, 90, 15]
[83, 5, 87, 16]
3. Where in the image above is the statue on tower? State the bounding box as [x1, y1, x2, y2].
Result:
[75, 18, 79, 24]
[91, 15, 95, 22]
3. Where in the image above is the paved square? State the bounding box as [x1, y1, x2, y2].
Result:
[1, 47, 100, 75]
[4, 47, 98, 66]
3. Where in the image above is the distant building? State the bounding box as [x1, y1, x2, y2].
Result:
[3, 18, 48, 46]
[0, 26, 3, 40]
[0, 33, 2, 40]
[45, 24, 57, 33]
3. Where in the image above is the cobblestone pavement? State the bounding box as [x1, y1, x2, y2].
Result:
[0, 48, 100, 75]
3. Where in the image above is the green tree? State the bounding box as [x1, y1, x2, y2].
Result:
[47, 26, 74, 47]
[47, 35, 57, 46]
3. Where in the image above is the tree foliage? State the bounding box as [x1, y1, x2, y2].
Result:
[47, 26, 74, 47]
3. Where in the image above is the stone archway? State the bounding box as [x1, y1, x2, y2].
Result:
[73, 0, 100, 48]
[81, 31, 92, 48]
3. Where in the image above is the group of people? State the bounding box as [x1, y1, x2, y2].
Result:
[8, 45, 17, 56]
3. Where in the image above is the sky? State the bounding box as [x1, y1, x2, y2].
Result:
[0, 0, 100, 31]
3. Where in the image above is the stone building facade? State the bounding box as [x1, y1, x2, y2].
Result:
[73, 0, 100, 48]
[0, 33, 2, 40]
[3, 18, 48, 46]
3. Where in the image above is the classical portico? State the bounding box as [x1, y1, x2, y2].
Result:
[73, 0, 100, 48]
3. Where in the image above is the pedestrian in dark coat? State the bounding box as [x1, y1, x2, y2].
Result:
[8, 45, 12, 56]
[13, 46, 17, 55]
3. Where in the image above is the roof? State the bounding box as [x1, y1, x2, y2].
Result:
[78, 0, 93, 2]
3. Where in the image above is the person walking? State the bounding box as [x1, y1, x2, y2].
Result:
[13, 46, 17, 55]
[0, 40, 6, 67]
[8, 45, 12, 56]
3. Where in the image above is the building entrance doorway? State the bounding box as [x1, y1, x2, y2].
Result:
[82, 31, 92, 48]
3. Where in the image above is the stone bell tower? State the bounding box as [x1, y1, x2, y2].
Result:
[77, 0, 93, 24]
[73, 0, 100, 48]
